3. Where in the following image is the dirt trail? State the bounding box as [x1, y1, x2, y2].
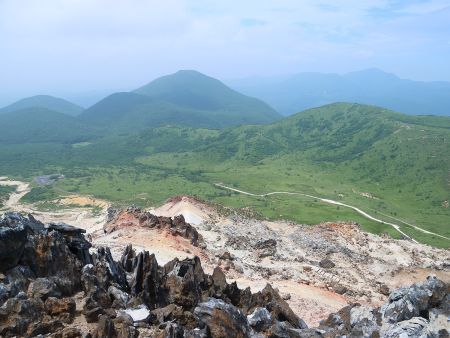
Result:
[214, 183, 449, 243]
[0, 177, 107, 233]
[0, 178, 30, 210]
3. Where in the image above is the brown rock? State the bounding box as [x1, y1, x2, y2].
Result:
[45, 297, 76, 323]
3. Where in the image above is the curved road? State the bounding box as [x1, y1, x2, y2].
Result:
[214, 183, 450, 243]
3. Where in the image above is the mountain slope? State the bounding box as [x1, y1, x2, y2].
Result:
[0, 108, 96, 143]
[80, 70, 280, 130]
[230, 69, 450, 116]
[0, 102, 448, 246]
[78, 92, 230, 131]
[0, 95, 84, 116]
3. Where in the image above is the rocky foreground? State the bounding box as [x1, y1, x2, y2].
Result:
[0, 212, 449, 338]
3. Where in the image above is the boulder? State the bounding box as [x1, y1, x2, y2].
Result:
[47, 222, 92, 265]
[194, 298, 251, 338]
[247, 307, 272, 332]
[381, 275, 447, 324]
[27, 277, 62, 300]
[254, 239, 277, 258]
[162, 256, 207, 309]
[253, 284, 308, 330]
[44, 297, 76, 323]
[381, 317, 429, 338]
[57, 327, 83, 338]
[0, 295, 44, 337]
[20, 230, 83, 295]
[319, 258, 335, 269]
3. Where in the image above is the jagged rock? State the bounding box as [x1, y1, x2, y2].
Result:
[107, 207, 120, 223]
[0, 214, 28, 272]
[254, 284, 308, 330]
[163, 322, 185, 338]
[93, 314, 116, 338]
[120, 244, 136, 273]
[55, 327, 83, 338]
[81, 247, 129, 323]
[247, 307, 272, 332]
[27, 277, 62, 300]
[83, 304, 106, 323]
[130, 250, 162, 307]
[1, 211, 448, 338]
[163, 256, 207, 309]
[45, 297, 76, 323]
[109, 285, 130, 308]
[379, 283, 390, 296]
[212, 266, 227, 292]
[92, 314, 139, 338]
[0, 295, 44, 337]
[381, 275, 447, 324]
[27, 319, 64, 337]
[151, 304, 183, 324]
[20, 230, 83, 295]
[218, 251, 234, 261]
[0, 283, 9, 306]
[381, 317, 429, 338]
[5, 265, 34, 297]
[426, 307, 449, 337]
[254, 239, 277, 258]
[319, 258, 335, 269]
[194, 298, 251, 338]
[266, 321, 317, 338]
[319, 304, 381, 337]
[95, 247, 128, 289]
[47, 222, 92, 265]
[104, 209, 204, 247]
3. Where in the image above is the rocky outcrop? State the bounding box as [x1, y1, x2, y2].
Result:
[318, 275, 449, 337]
[104, 207, 205, 247]
[0, 212, 448, 337]
[0, 213, 43, 272]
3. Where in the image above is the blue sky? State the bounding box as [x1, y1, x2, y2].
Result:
[1, 0, 449, 105]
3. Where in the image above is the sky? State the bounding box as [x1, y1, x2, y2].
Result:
[1, 0, 450, 106]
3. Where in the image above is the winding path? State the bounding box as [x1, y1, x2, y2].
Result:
[0, 177, 107, 233]
[214, 183, 450, 243]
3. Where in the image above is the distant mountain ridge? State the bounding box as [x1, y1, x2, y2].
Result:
[0, 108, 96, 144]
[79, 70, 280, 130]
[229, 68, 450, 116]
[0, 95, 84, 116]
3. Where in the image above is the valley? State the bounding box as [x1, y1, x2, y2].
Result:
[0, 101, 448, 248]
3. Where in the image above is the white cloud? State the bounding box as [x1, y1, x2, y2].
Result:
[0, 0, 449, 104]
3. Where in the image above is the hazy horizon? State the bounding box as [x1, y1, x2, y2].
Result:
[1, 0, 450, 106]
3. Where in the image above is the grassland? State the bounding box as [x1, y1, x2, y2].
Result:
[0, 185, 15, 208]
[0, 103, 448, 248]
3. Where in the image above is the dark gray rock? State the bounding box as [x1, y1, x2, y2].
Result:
[381, 275, 447, 324]
[247, 307, 272, 332]
[27, 277, 62, 300]
[319, 258, 335, 269]
[381, 317, 428, 338]
[254, 239, 277, 258]
[0, 215, 28, 272]
[195, 298, 251, 338]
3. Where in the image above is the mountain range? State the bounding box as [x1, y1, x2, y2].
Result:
[228, 68, 450, 116]
[0, 70, 448, 248]
[0, 70, 280, 138]
[0, 95, 84, 116]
